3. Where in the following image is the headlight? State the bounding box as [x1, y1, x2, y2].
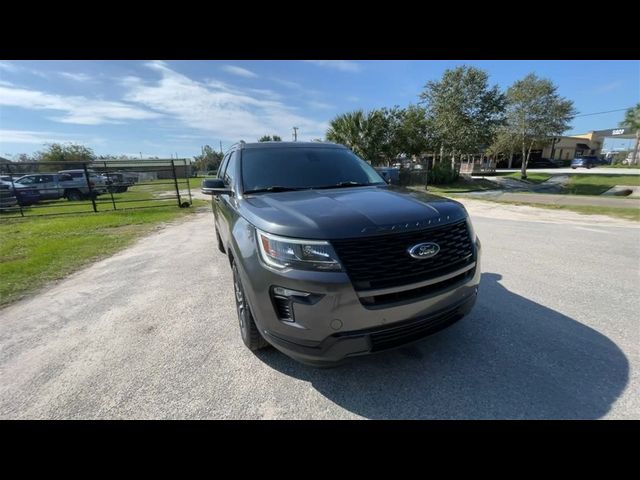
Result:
[256, 229, 342, 271]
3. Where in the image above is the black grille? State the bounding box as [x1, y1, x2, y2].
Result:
[273, 296, 294, 320]
[360, 267, 475, 307]
[369, 310, 462, 352]
[331, 220, 474, 290]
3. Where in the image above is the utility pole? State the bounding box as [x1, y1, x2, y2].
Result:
[139, 152, 143, 159]
[219, 141, 223, 154]
[292, 127, 299, 142]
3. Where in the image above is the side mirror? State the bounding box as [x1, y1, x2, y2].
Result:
[202, 178, 232, 196]
[385, 176, 391, 184]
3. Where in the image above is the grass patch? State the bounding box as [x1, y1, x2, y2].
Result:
[602, 164, 640, 169]
[500, 172, 552, 184]
[410, 177, 500, 194]
[471, 198, 640, 222]
[567, 174, 640, 195]
[0, 205, 206, 307]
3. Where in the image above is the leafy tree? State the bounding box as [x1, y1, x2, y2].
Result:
[505, 73, 575, 179]
[486, 126, 520, 167]
[326, 109, 397, 165]
[193, 145, 224, 173]
[35, 143, 96, 163]
[258, 135, 282, 142]
[395, 104, 434, 159]
[619, 103, 639, 165]
[419, 66, 505, 163]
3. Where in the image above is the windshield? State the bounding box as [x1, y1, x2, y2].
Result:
[241, 147, 385, 193]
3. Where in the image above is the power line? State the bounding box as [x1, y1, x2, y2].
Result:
[574, 107, 631, 118]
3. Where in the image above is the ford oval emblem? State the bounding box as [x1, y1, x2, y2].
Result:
[408, 242, 440, 259]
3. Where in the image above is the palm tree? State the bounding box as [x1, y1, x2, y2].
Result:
[326, 110, 367, 157]
[619, 103, 640, 164]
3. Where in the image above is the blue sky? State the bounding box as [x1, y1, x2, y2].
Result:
[0, 60, 638, 159]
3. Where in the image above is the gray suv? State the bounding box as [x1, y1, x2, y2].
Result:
[202, 142, 481, 366]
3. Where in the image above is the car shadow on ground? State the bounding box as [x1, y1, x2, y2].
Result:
[255, 272, 629, 419]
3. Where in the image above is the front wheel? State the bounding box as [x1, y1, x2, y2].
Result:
[65, 189, 82, 201]
[231, 260, 269, 351]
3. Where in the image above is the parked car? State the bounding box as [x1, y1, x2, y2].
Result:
[374, 167, 399, 184]
[0, 182, 18, 211]
[571, 156, 606, 169]
[14, 173, 103, 201]
[101, 172, 133, 193]
[527, 158, 561, 168]
[58, 169, 109, 194]
[201, 141, 481, 366]
[0, 180, 41, 205]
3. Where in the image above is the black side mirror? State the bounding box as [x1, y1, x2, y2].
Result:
[202, 178, 232, 196]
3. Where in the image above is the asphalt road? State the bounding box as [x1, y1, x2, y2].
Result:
[1, 203, 639, 419]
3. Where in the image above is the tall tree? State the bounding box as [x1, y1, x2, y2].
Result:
[419, 66, 505, 164]
[193, 145, 224, 173]
[619, 103, 640, 165]
[35, 143, 96, 163]
[258, 135, 282, 142]
[505, 73, 575, 179]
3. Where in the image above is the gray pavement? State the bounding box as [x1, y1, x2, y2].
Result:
[1, 204, 639, 419]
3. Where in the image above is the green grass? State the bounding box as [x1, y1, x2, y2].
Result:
[566, 174, 640, 195]
[410, 177, 500, 194]
[0, 204, 206, 307]
[500, 172, 552, 184]
[472, 198, 640, 222]
[602, 164, 640, 169]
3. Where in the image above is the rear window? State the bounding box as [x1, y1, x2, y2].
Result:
[241, 147, 385, 191]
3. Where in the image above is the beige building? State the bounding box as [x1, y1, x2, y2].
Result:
[542, 132, 602, 161]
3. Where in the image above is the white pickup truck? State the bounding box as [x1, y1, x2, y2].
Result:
[14, 170, 108, 201]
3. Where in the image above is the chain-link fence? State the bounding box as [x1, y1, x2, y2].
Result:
[0, 159, 193, 218]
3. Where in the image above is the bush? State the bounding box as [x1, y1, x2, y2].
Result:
[428, 162, 460, 185]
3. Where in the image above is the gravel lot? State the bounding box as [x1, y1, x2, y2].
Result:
[1, 201, 639, 419]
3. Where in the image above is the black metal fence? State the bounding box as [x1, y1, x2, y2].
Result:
[0, 159, 193, 218]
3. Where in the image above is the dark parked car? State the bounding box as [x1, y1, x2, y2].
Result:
[202, 141, 481, 366]
[571, 156, 607, 169]
[527, 158, 561, 168]
[0, 180, 41, 206]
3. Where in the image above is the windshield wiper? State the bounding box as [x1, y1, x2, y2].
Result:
[315, 181, 374, 189]
[243, 186, 309, 195]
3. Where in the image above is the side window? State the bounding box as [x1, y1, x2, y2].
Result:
[17, 176, 34, 185]
[223, 152, 237, 188]
[217, 153, 230, 179]
[58, 174, 73, 182]
[41, 175, 53, 183]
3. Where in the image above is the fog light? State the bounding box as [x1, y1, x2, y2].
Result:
[273, 286, 311, 298]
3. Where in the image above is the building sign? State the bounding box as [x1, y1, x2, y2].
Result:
[593, 127, 636, 138]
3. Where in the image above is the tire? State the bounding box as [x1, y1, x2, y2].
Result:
[216, 231, 225, 253]
[231, 260, 269, 351]
[65, 189, 82, 201]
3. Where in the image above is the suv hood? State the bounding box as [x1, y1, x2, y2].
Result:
[239, 185, 468, 239]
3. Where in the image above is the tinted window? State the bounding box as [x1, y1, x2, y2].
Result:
[241, 147, 385, 191]
[224, 152, 237, 187]
[16, 176, 35, 185]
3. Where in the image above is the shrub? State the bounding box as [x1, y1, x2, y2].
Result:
[428, 162, 460, 185]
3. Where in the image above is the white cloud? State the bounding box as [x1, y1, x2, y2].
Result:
[0, 61, 19, 72]
[595, 81, 623, 93]
[0, 129, 104, 145]
[304, 60, 361, 72]
[347, 95, 360, 102]
[221, 65, 258, 78]
[59, 72, 93, 82]
[124, 61, 328, 141]
[0, 84, 163, 125]
[307, 100, 334, 110]
[270, 77, 303, 89]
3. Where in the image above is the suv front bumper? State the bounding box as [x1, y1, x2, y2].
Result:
[236, 236, 482, 365]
